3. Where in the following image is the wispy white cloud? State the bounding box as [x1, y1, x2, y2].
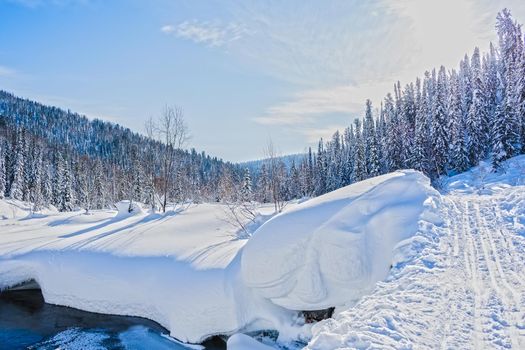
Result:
[162, 20, 247, 48]
[255, 81, 390, 126]
[296, 124, 349, 143]
[160, 24, 176, 34]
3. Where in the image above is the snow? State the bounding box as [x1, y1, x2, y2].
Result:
[227, 333, 274, 350]
[3, 158, 524, 349]
[0, 202, 285, 344]
[306, 156, 525, 350]
[0, 170, 436, 347]
[444, 155, 525, 195]
[241, 170, 440, 310]
[114, 200, 145, 218]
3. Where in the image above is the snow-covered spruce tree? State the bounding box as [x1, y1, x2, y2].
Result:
[430, 66, 450, 177]
[401, 83, 416, 168]
[492, 8, 522, 168]
[376, 102, 388, 174]
[515, 34, 525, 153]
[129, 144, 143, 211]
[363, 99, 380, 177]
[93, 159, 106, 209]
[0, 144, 6, 199]
[28, 147, 43, 211]
[300, 147, 314, 196]
[40, 160, 52, 208]
[59, 154, 74, 212]
[466, 47, 488, 166]
[384, 93, 402, 172]
[481, 49, 497, 158]
[353, 119, 366, 182]
[144, 173, 156, 211]
[315, 139, 328, 195]
[448, 70, 470, 173]
[8, 129, 26, 200]
[287, 161, 301, 200]
[241, 167, 253, 202]
[256, 163, 270, 203]
[412, 76, 430, 175]
[326, 130, 342, 192]
[459, 54, 473, 120]
[76, 156, 92, 213]
[342, 125, 355, 185]
[483, 43, 499, 125]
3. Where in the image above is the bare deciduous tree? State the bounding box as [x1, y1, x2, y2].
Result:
[146, 106, 189, 212]
[218, 167, 260, 238]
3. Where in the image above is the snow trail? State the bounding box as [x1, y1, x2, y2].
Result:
[308, 185, 525, 350]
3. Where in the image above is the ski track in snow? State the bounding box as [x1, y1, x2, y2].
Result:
[307, 185, 525, 350]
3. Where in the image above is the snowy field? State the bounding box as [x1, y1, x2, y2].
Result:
[1, 159, 525, 349]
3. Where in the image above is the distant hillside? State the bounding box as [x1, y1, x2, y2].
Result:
[0, 90, 239, 210]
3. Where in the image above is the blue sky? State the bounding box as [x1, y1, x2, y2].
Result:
[1, 0, 525, 162]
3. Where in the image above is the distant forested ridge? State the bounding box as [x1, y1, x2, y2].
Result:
[0, 91, 238, 211]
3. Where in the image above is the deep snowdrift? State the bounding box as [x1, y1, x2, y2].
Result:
[241, 170, 441, 310]
[0, 170, 439, 346]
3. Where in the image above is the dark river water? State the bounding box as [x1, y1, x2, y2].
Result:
[0, 289, 226, 350]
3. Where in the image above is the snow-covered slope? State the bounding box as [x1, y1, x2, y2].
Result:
[241, 170, 441, 310]
[306, 156, 525, 350]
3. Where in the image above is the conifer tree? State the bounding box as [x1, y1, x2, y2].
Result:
[59, 154, 74, 212]
[9, 130, 25, 200]
[353, 119, 366, 181]
[466, 47, 487, 166]
[0, 145, 6, 199]
[431, 66, 450, 177]
[241, 167, 253, 202]
[449, 70, 470, 173]
[363, 99, 380, 177]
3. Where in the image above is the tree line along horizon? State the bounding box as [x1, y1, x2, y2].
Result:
[0, 9, 524, 213]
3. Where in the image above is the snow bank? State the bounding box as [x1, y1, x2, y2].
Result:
[241, 170, 441, 310]
[0, 202, 294, 343]
[227, 333, 274, 350]
[114, 200, 144, 217]
[0, 199, 55, 220]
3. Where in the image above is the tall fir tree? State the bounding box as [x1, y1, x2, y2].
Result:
[448, 70, 470, 173]
[466, 47, 488, 166]
[363, 99, 380, 177]
[430, 66, 450, 177]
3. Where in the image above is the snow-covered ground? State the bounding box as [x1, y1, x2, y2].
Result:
[0, 201, 285, 344]
[307, 157, 525, 350]
[0, 170, 436, 348]
[2, 158, 524, 349]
